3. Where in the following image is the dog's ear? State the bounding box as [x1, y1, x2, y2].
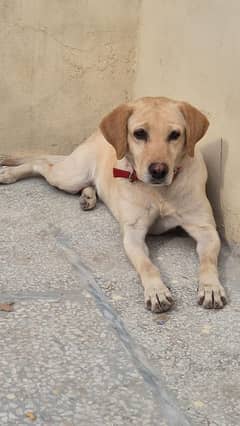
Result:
[178, 102, 209, 157]
[100, 104, 133, 159]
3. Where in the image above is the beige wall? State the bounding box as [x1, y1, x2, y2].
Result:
[134, 0, 240, 245]
[0, 0, 139, 155]
[1, 0, 240, 245]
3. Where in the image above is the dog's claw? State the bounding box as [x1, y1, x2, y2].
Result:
[145, 285, 174, 313]
[197, 283, 227, 309]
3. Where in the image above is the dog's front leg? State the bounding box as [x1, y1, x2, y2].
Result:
[183, 223, 227, 308]
[123, 225, 173, 313]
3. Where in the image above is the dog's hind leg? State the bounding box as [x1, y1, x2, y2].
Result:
[0, 155, 66, 184]
[0, 153, 93, 194]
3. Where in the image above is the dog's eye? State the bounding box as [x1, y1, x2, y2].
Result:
[168, 130, 181, 141]
[133, 128, 148, 141]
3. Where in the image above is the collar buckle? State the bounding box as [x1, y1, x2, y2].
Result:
[128, 170, 137, 182]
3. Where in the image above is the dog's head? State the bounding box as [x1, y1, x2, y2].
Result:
[100, 97, 209, 186]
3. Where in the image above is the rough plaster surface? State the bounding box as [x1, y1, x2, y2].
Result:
[0, 1, 239, 240]
[0, 0, 139, 155]
[0, 179, 240, 425]
[134, 0, 240, 244]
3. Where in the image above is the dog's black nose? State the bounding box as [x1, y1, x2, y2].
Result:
[149, 162, 169, 180]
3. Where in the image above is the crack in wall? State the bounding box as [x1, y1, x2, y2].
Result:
[1, 21, 135, 54]
[1, 21, 92, 53]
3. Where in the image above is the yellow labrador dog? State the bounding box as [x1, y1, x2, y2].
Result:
[0, 97, 227, 312]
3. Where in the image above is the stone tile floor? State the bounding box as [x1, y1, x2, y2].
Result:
[0, 179, 239, 425]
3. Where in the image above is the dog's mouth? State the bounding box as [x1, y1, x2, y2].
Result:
[143, 173, 174, 187]
[150, 179, 167, 186]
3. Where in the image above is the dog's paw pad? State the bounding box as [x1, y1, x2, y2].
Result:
[79, 187, 97, 211]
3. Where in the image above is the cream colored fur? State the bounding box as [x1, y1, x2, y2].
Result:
[0, 97, 226, 312]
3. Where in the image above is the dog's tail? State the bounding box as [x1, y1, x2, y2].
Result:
[0, 154, 66, 167]
[0, 155, 30, 166]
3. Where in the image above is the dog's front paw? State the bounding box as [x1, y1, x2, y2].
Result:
[198, 282, 227, 309]
[144, 284, 174, 313]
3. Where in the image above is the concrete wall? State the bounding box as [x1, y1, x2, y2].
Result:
[134, 0, 240, 245]
[0, 0, 139, 155]
[1, 0, 240, 245]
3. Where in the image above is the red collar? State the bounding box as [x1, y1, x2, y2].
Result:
[113, 167, 181, 183]
[113, 168, 138, 182]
